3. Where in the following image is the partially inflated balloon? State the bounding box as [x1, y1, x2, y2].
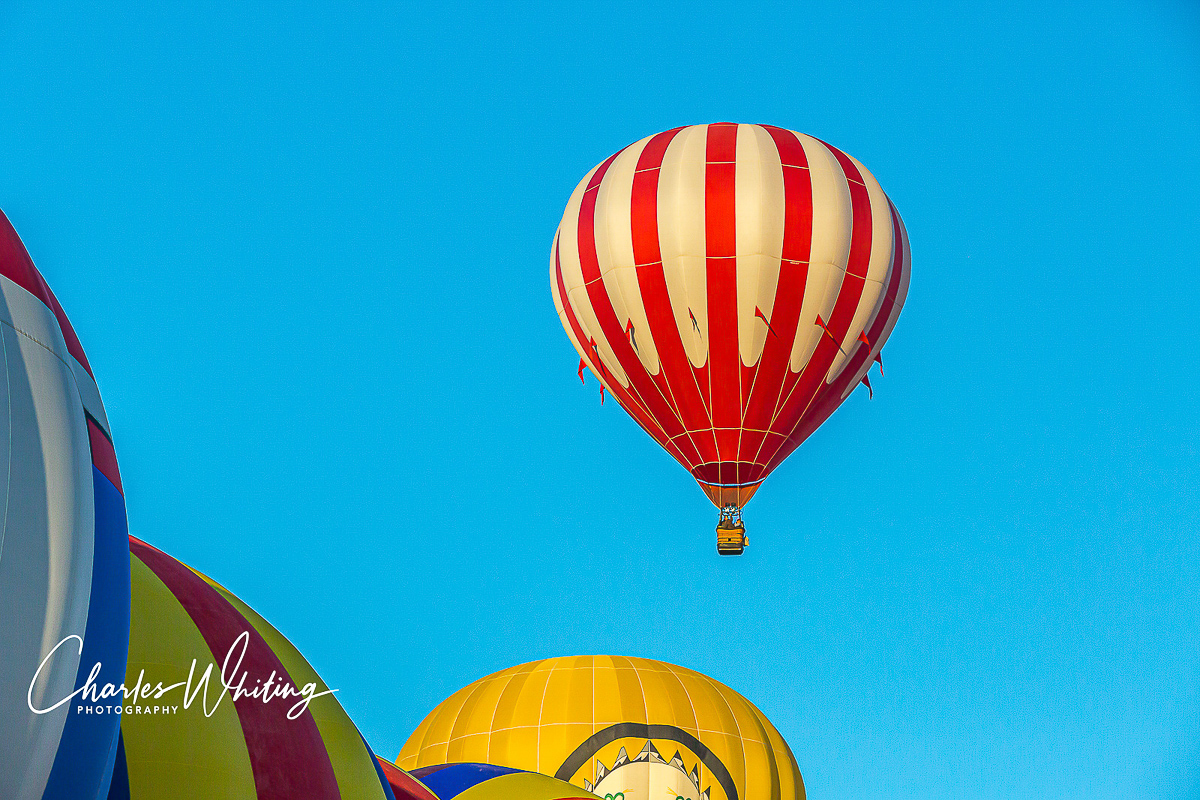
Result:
[407, 763, 600, 800]
[0, 210, 130, 800]
[398, 656, 804, 800]
[377, 757, 440, 800]
[107, 536, 395, 799]
[550, 124, 909, 547]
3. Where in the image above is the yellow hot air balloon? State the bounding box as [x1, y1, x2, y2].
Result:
[397, 656, 804, 800]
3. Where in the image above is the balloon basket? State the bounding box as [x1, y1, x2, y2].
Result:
[716, 505, 747, 555]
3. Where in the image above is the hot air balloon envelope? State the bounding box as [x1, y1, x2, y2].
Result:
[398, 655, 804, 800]
[108, 536, 394, 799]
[0, 210, 130, 800]
[550, 124, 910, 549]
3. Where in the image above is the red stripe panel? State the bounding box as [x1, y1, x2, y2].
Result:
[576, 151, 693, 449]
[87, 417, 122, 494]
[757, 139, 874, 473]
[0, 209, 94, 377]
[691, 460, 765, 486]
[704, 123, 740, 485]
[764, 200, 908, 472]
[129, 538, 341, 799]
[734, 357, 757, 488]
[555, 250, 665, 448]
[826, 140, 875, 279]
[377, 758, 439, 800]
[554, 250, 665, 451]
[739, 127, 814, 453]
[555, 250, 695, 468]
[630, 128, 715, 468]
[756, 138, 847, 441]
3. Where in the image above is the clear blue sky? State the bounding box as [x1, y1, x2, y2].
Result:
[3, 2, 1199, 798]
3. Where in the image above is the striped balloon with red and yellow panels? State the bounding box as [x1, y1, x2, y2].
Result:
[550, 123, 910, 512]
[107, 537, 397, 800]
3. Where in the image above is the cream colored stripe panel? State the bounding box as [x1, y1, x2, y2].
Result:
[549, 232, 568, 327]
[855, 160, 896, 286]
[549, 233, 573, 344]
[595, 136, 661, 375]
[551, 169, 592, 367]
[658, 125, 709, 367]
[838, 204, 911, 400]
[554, 165, 595, 296]
[800, 133, 854, 268]
[550, 240, 604, 389]
[788, 135, 853, 372]
[553, 163, 595, 357]
[885, 208, 912, 341]
[565, 282, 629, 387]
[558, 159, 631, 387]
[827, 158, 896, 382]
[735, 124, 786, 366]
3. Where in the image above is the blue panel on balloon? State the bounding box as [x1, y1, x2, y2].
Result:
[41, 468, 130, 800]
[411, 763, 524, 800]
[103, 730, 130, 800]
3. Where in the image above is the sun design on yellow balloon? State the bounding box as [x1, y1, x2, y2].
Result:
[582, 741, 710, 800]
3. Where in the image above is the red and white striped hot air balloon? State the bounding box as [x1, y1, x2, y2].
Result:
[550, 123, 910, 554]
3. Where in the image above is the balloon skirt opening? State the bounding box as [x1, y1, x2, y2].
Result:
[698, 481, 762, 509]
